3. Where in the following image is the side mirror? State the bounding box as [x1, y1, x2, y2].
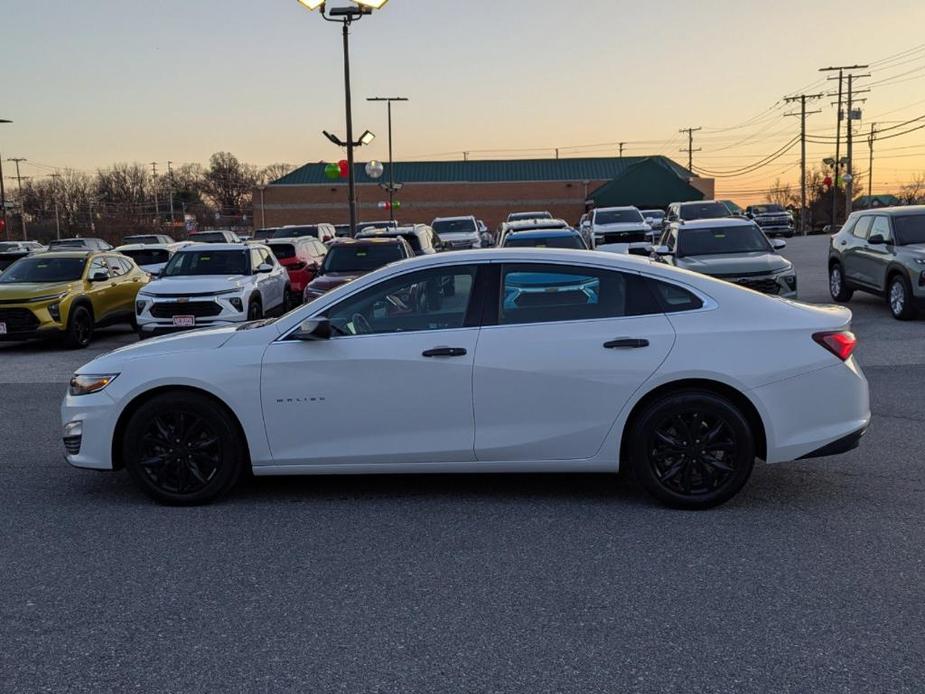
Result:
[653, 245, 673, 256]
[90, 271, 110, 282]
[771, 238, 787, 250]
[257, 263, 273, 274]
[292, 317, 332, 341]
[867, 234, 885, 245]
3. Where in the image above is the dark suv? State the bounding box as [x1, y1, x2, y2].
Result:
[745, 204, 794, 238]
[828, 206, 925, 320]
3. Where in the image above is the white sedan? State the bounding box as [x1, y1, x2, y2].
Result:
[61, 249, 870, 509]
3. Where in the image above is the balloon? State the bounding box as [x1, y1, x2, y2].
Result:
[324, 163, 340, 180]
[365, 160, 384, 179]
[338, 159, 349, 177]
[823, 176, 833, 188]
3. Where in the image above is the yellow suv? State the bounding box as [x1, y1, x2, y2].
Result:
[0, 251, 149, 348]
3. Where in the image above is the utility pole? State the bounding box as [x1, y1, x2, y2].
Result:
[679, 127, 702, 174]
[619, 142, 626, 159]
[7, 157, 28, 240]
[868, 123, 876, 199]
[150, 162, 159, 223]
[0, 119, 11, 241]
[49, 172, 63, 239]
[785, 93, 823, 235]
[463, 152, 469, 162]
[367, 97, 408, 222]
[166, 160, 176, 226]
[820, 64, 868, 227]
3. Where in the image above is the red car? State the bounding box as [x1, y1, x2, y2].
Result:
[266, 237, 328, 303]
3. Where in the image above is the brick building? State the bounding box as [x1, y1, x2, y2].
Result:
[258, 156, 714, 229]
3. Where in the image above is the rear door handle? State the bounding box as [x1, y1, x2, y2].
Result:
[604, 338, 649, 349]
[422, 347, 468, 357]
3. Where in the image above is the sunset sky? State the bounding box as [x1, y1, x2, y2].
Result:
[3, 0, 925, 204]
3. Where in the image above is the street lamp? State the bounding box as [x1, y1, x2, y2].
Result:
[367, 96, 408, 221]
[297, 1, 391, 236]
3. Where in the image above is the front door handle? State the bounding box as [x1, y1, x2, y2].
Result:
[604, 338, 649, 349]
[422, 347, 467, 357]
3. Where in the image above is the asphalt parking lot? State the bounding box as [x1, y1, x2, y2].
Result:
[1, 235, 922, 693]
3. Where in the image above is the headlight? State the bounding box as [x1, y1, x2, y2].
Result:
[212, 289, 240, 296]
[48, 303, 61, 321]
[69, 373, 119, 396]
[25, 292, 67, 303]
[913, 258, 925, 266]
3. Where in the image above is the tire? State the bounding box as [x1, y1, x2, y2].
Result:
[63, 305, 94, 349]
[122, 392, 245, 505]
[284, 287, 300, 312]
[247, 298, 262, 321]
[888, 274, 917, 321]
[629, 391, 756, 510]
[829, 263, 853, 302]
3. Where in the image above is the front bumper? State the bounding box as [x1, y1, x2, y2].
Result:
[0, 302, 66, 340]
[61, 390, 119, 470]
[713, 272, 797, 298]
[136, 294, 248, 333]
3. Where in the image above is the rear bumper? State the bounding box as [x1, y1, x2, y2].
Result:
[798, 425, 868, 459]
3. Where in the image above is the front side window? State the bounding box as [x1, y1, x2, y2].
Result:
[326, 265, 478, 336]
[499, 264, 658, 326]
[869, 216, 892, 242]
[106, 256, 126, 276]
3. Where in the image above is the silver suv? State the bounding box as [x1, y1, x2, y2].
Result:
[828, 206, 925, 320]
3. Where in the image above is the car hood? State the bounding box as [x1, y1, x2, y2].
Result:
[83, 325, 241, 369]
[0, 281, 81, 301]
[142, 276, 247, 295]
[593, 222, 650, 233]
[900, 243, 925, 258]
[139, 262, 167, 274]
[307, 272, 366, 292]
[676, 251, 791, 276]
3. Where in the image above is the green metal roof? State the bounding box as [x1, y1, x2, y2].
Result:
[589, 158, 704, 208]
[271, 156, 693, 186]
[853, 194, 901, 209]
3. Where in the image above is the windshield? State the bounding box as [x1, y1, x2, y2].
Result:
[751, 205, 785, 215]
[48, 240, 87, 249]
[504, 234, 585, 249]
[893, 215, 925, 245]
[162, 250, 248, 276]
[680, 203, 732, 221]
[189, 233, 227, 243]
[121, 248, 169, 266]
[0, 256, 86, 283]
[268, 243, 297, 260]
[433, 219, 477, 235]
[273, 226, 319, 239]
[678, 225, 771, 257]
[509, 212, 552, 222]
[323, 244, 405, 273]
[595, 209, 643, 225]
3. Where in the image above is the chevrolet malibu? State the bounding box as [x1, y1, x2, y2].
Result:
[62, 249, 869, 509]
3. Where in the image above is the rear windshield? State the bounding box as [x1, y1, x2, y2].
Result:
[253, 228, 278, 240]
[433, 219, 477, 235]
[504, 234, 585, 249]
[163, 250, 249, 276]
[680, 203, 732, 221]
[48, 240, 87, 249]
[0, 242, 21, 252]
[678, 225, 770, 257]
[273, 226, 319, 239]
[123, 235, 161, 245]
[268, 244, 297, 260]
[642, 211, 665, 219]
[189, 233, 227, 243]
[322, 244, 405, 273]
[508, 212, 552, 222]
[121, 248, 169, 266]
[595, 209, 643, 225]
[0, 256, 86, 283]
[893, 215, 925, 245]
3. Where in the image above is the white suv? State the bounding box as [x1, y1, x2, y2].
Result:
[431, 216, 482, 250]
[135, 243, 288, 337]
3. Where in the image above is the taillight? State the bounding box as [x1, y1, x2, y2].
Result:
[813, 330, 857, 361]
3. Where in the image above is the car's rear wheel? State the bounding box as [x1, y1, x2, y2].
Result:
[63, 305, 93, 349]
[629, 391, 755, 509]
[122, 392, 245, 505]
[829, 263, 853, 302]
[888, 274, 917, 321]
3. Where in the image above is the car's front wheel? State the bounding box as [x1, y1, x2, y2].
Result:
[63, 305, 94, 349]
[122, 392, 245, 505]
[888, 274, 917, 320]
[629, 391, 755, 509]
[247, 298, 262, 321]
[829, 263, 853, 302]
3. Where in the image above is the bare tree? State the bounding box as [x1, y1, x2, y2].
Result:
[96, 163, 151, 222]
[202, 152, 258, 214]
[767, 178, 798, 208]
[259, 163, 296, 185]
[900, 172, 925, 204]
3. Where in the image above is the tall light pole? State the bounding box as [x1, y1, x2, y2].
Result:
[367, 96, 408, 221]
[298, 0, 390, 235]
[7, 157, 28, 240]
[257, 184, 267, 229]
[49, 172, 63, 239]
[0, 119, 11, 241]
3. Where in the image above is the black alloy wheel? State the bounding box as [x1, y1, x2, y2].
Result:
[64, 305, 94, 349]
[630, 391, 755, 509]
[123, 392, 244, 504]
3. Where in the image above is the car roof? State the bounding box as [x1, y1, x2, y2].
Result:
[328, 237, 405, 246]
[507, 229, 581, 239]
[433, 215, 476, 222]
[595, 206, 639, 212]
[857, 205, 925, 217]
[678, 200, 725, 207]
[177, 243, 249, 252]
[503, 219, 570, 230]
[116, 243, 175, 251]
[35, 250, 95, 258]
[678, 218, 757, 230]
[358, 225, 424, 236]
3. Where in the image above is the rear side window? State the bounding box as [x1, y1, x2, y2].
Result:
[852, 217, 873, 239]
[498, 264, 659, 326]
[649, 279, 704, 313]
